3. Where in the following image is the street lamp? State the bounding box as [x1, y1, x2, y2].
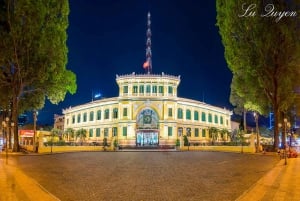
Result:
[253, 112, 260, 153]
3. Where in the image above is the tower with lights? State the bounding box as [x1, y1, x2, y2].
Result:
[143, 12, 152, 74]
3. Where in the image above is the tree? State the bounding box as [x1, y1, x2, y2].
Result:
[208, 127, 219, 145]
[76, 129, 87, 145]
[220, 128, 229, 144]
[216, 0, 300, 150]
[0, 0, 77, 152]
[64, 128, 75, 142]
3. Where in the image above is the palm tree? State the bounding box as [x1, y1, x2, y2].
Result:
[220, 128, 229, 144]
[50, 128, 60, 144]
[208, 127, 219, 145]
[64, 128, 75, 142]
[76, 128, 87, 145]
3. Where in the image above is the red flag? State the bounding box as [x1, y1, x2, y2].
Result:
[143, 61, 149, 69]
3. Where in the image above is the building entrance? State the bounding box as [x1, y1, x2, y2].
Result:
[136, 130, 159, 146]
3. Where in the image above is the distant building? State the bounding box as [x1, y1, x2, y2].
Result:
[54, 114, 65, 131]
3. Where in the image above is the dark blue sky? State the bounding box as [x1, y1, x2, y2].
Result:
[38, 0, 233, 125]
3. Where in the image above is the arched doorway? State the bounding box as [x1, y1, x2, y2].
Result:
[136, 108, 159, 146]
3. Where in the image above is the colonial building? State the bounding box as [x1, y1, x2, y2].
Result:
[62, 12, 232, 147]
[62, 72, 232, 147]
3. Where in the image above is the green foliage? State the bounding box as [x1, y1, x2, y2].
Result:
[216, 0, 300, 149]
[103, 138, 108, 147]
[76, 129, 87, 140]
[0, 0, 76, 151]
[208, 127, 219, 145]
[113, 139, 118, 147]
[183, 135, 189, 146]
[175, 139, 180, 146]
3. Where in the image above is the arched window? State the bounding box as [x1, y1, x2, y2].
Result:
[113, 108, 118, 119]
[202, 112, 206, 122]
[77, 114, 81, 123]
[194, 111, 199, 121]
[89, 111, 94, 121]
[220, 116, 224, 124]
[177, 108, 183, 119]
[186, 109, 191, 120]
[104, 109, 109, 119]
[97, 110, 101, 120]
[83, 112, 87, 122]
[208, 113, 212, 123]
[214, 115, 218, 124]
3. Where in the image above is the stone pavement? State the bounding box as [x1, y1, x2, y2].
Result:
[0, 155, 59, 201]
[236, 157, 300, 201]
[0, 152, 299, 201]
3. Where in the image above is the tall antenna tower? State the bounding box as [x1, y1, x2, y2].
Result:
[143, 12, 152, 74]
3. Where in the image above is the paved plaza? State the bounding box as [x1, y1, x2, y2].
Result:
[2, 151, 279, 201]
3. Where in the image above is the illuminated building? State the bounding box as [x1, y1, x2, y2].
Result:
[62, 12, 232, 147]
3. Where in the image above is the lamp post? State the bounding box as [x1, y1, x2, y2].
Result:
[253, 112, 260, 153]
[33, 110, 38, 152]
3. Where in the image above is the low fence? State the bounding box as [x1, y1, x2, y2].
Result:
[180, 145, 256, 153]
[23, 145, 109, 153]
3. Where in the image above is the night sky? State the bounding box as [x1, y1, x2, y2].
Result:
[37, 1, 233, 125]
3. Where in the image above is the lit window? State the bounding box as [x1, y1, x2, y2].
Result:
[195, 128, 199, 137]
[139, 85, 144, 93]
[186, 128, 191, 137]
[97, 110, 101, 120]
[186, 109, 191, 120]
[194, 111, 199, 121]
[83, 112, 87, 122]
[123, 86, 128, 93]
[112, 127, 118, 137]
[113, 108, 118, 119]
[168, 86, 173, 94]
[96, 128, 100, 137]
[168, 127, 172, 136]
[146, 85, 151, 93]
[123, 127, 127, 136]
[133, 86, 138, 93]
[168, 108, 172, 117]
[202, 112, 206, 122]
[215, 115, 218, 124]
[208, 114, 212, 123]
[89, 129, 93, 137]
[159, 86, 164, 93]
[90, 111, 94, 121]
[77, 114, 81, 123]
[177, 108, 183, 119]
[152, 86, 157, 93]
[123, 108, 128, 117]
[104, 109, 109, 119]
[104, 128, 109, 137]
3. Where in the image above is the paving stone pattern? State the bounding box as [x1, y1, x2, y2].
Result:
[11, 152, 278, 201]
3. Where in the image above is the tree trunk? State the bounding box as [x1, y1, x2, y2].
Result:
[243, 108, 247, 133]
[12, 95, 19, 152]
[273, 105, 280, 151]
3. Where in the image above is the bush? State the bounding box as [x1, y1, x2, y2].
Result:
[175, 139, 180, 146]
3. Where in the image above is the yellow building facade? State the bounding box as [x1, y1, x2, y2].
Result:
[63, 73, 232, 147]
